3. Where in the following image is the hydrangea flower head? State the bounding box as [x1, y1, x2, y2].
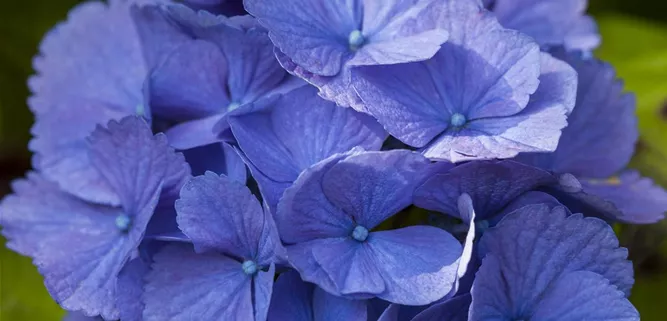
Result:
[0, 0, 658, 319]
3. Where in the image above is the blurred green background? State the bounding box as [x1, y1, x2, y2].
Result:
[1, 0, 666, 320]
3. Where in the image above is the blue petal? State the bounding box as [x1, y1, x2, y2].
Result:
[471, 204, 633, 320]
[88, 116, 188, 215]
[491, 0, 600, 50]
[29, 0, 144, 116]
[419, 53, 573, 161]
[175, 172, 284, 264]
[321, 150, 432, 229]
[516, 51, 637, 178]
[352, 7, 577, 162]
[530, 271, 639, 320]
[414, 160, 556, 220]
[244, 0, 362, 76]
[116, 258, 150, 321]
[268, 270, 314, 321]
[411, 294, 471, 321]
[558, 171, 667, 224]
[368, 226, 461, 305]
[0, 173, 120, 257]
[147, 40, 231, 121]
[29, 0, 150, 204]
[143, 244, 256, 320]
[268, 270, 367, 321]
[230, 86, 385, 210]
[30, 101, 130, 206]
[277, 151, 360, 244]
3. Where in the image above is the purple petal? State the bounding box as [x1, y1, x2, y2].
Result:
[492, 0, 599, 50]
[165, 114, 225, 150]
[368, 226, 461, 305]
[89, 116, 187, 214]
[478, 204, 634, 309]
[30, 101, 130, 205]
[420, 53, 573, 161]
[277, 151, 360, 243]
[313, 287, 367, 321]
[130, 4, 192, 69]
[244, 0, 361, 76]
[147, 40, 230, 121]
[36, 182, 161, 320]
[581, 171, 667, 224]
[531, 271, 639, 320]
[116, 258, 150, 321]
[0, 173, 120, 257]
[312, 238, 386, 297]
[143, 244, 255, 320]
[268, 270, 315, 321]
[275, 51, 366, 109]
[322, 150, 432, 229]
[352, 7, 548, 160]
[30, 0, 145, 116]
[268, 270, 367, 321]
[412, 294, 471, 321]
[176, 172, 283, 263]
[516, 51, 637, 178]
[230, 86, 386, 209]
[414, 160, 556, 220]
[346, 0, 449, 67]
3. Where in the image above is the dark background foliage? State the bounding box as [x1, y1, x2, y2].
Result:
[0, 0, 666, 319]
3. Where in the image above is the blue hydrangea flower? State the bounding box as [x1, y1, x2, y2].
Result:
[245, 0, 450, 109]
[141, 172, 285, 320]
[277, 150, 462, 305]
[352, 2, 577, 162]
[516, 51, 667, 223]
[268, 270, 367, 321]
[469, 204, 638, 320]
[0, 116, 189, 319]
[132, 4, 302, 148]
[228, 86, 386, 212]
[29, 0, 152, 205]
[487, 0, 600, 51]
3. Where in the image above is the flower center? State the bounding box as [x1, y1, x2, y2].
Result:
[348, 30, 365, 51]
[242, 260, 258, 275]
[450, 113, 467, 127]
[227, 101, 241, 111]
[135, 104, 145, 117]
[115, 214, 132, 232]
[352, 225, 369, 242]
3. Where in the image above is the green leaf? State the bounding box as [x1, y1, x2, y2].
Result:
[1, 237, 65, 320]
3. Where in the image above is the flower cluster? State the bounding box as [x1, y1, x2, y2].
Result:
[2, 0, 667, 320]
